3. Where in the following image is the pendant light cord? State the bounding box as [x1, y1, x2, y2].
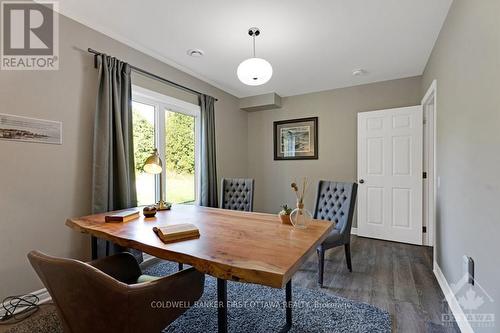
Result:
[252, 35, 256, 57]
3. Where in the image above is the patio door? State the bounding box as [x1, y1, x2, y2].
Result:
[132, 85, 201, 206]
[357, 106, 423, 245]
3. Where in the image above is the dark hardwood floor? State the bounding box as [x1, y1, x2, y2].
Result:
[293, 235, 460, 332]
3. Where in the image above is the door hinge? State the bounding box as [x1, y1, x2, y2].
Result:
[423, 172, 427, 179]
[422, 226, 427, 233]
[423, 118, 427, 125]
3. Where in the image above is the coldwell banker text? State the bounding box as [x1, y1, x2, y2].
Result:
[1, 1, 59, 70]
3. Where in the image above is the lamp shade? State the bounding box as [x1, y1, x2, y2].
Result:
[237, 57, 273, 86]
[143, 149, 162, 174]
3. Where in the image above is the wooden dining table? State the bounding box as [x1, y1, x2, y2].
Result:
[66, 204, 334, 333]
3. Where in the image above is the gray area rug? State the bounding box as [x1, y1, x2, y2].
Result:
[5, 260, 391, 333]
[3, 306, 62, 333]
[145, 261, 391, 333]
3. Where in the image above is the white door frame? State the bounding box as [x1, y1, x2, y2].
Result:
[421, 80, 437, 249]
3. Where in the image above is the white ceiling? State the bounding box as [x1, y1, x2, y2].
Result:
[57, 0, 452, 97]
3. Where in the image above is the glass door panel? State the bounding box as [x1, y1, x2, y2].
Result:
[132, 100, 156, 206]
[164, 109, 196, 204]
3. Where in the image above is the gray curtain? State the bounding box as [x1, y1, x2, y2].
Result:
[199, 94, 218, 207]
[91, 54, 142, 261]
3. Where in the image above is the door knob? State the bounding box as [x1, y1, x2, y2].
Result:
[359, 179, 365, 184]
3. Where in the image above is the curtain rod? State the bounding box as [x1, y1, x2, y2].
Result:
[88, 48, 218, 101]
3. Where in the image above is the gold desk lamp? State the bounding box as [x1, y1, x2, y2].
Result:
[143, 148, 170, 210]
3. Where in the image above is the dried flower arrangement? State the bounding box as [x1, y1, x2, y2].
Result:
[291, 178, 308, 209]
[289, 178, 312, 227]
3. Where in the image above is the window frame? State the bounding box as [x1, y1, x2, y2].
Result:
[132, 85, 201, 205]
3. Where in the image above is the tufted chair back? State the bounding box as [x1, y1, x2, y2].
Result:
[313, 181, 358, 236]
[220, 178, 255, 212]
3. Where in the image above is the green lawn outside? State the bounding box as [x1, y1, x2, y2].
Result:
[136, 172, 195, 206]
[165, 172, 195, 204]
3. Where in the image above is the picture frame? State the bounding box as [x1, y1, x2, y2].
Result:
[0, 113, 62, 145]
[273, 117, 318, 160]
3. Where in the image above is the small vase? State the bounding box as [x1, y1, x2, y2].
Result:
[290, 201, 312, 229]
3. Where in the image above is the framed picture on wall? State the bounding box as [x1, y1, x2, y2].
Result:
[273, 117, 318, 160]
[0, 113, 62, 145]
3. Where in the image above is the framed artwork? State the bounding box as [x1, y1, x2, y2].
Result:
[273, 117, 318, 160]
[0, 113, 62, 145]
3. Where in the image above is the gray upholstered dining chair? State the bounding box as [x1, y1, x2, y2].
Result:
[313, 180, 358, 287]
[220, 178, 255, 212]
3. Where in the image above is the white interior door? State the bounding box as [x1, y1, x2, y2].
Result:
[357, 106, 423, 245]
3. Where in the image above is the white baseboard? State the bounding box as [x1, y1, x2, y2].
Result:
[32, 288, 51, 305]
[433, 261, 474, 333]
[351, 227, 358, 235]
[0, 288, 52, 319]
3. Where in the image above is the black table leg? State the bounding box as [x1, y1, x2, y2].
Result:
[217, 278, 228, 333]
[91, 236, 98, 260]
[280, 279, 293, 332]
[286, 280, 292, 327]
[217, 278, 291, 333]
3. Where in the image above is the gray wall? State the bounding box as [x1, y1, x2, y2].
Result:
[0, 8, 247, 299]
[247, 77, 422, 224]
[421, 0, 500, 329]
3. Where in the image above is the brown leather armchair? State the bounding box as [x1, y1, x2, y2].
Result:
[28, 251, 204, 333]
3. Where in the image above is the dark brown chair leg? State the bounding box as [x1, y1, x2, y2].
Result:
[317, 248, 325, 287]
[344, 243, 352, 272]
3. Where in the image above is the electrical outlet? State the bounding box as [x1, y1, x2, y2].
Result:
[463, 255, 474, 285]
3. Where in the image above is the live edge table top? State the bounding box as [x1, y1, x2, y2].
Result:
[66, 205, 334, 289]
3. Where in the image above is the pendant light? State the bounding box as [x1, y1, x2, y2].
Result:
[237, 27, 273, 86]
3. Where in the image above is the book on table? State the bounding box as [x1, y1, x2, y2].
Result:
[105, 210, 140, 223]
[153, 223, 200, 243]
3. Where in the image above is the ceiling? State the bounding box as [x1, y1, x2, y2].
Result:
[57, 0, 452, 97]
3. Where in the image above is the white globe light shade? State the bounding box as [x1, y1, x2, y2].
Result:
[237, 57, 273, 86]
